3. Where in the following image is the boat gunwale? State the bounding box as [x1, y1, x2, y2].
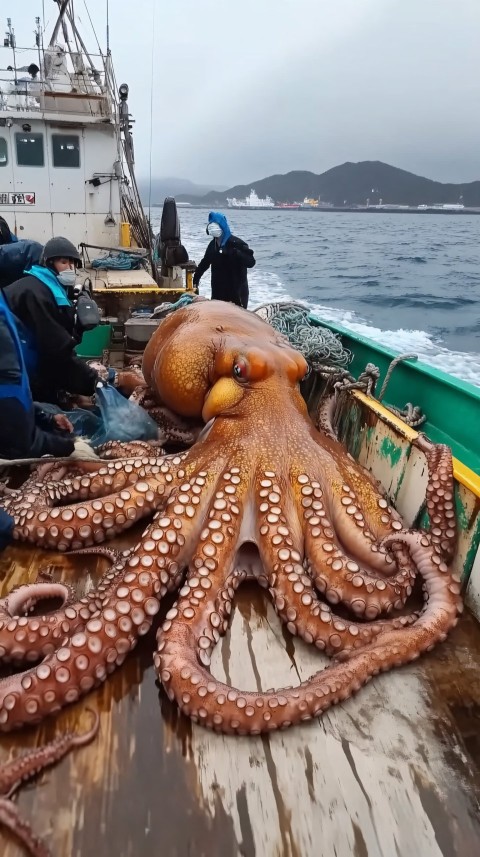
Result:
[352, 389, 480, 498]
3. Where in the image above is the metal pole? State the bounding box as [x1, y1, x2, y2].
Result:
[49, 0, 70, 47]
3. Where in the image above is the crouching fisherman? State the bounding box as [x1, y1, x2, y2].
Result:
[0, 291, 76, 460]
[2, 236, 141, 404]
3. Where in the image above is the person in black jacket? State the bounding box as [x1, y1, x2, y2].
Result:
[3, 236, 141, 404]
[0, 291, 76, 459]
[192, 211, 255, 308]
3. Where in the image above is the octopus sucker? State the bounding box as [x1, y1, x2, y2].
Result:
[0, 301, 462, 734]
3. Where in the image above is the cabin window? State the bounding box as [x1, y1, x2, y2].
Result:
[15, 133, 44, 167]
[0, 138, 7, 166]
[52, 135, 80, 168]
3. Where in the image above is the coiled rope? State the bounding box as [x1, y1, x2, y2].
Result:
[253, 302, 351, 369]
[91, 252, 143, 271]
[253, 302, 426, 428]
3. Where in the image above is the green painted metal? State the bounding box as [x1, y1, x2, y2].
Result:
[336, 393, 480, 587]
[76, 323, 112, 359]
[379, 436, 403, 467]
[310, 314, 480, 474]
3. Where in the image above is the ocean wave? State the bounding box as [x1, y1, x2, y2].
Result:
[358, 295, 477, 309]
[394, 255, 428, 264]
[308, 303, 480, 388]
[248, 275, 480, 388]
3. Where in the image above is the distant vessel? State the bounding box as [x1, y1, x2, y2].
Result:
[418, 203, 465, 211]
[301, 197, 319, 209]
[274, 202, 300, 209]
[227, 189, 274, 209]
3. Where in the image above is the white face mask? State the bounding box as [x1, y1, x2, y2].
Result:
[57, 269, 76, 288]
[207, 223, 223, 239]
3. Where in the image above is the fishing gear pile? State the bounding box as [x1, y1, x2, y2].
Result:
[252, 301, 352, 369]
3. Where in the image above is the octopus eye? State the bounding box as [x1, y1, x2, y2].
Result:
[233, 358, 248, 380]
[303, 364, 312, 381]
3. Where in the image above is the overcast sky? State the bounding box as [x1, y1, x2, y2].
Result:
[8, 0, 480, 187]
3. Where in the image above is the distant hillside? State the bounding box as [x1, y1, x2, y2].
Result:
[176, 161, 480, 207]
[138, 177, 227, 205]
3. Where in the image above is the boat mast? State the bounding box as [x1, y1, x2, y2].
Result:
[49, 0, 70, 48]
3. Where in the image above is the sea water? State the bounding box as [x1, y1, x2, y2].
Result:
[150, 208, 480, 387]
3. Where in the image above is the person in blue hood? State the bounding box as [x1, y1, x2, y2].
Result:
[3, 236, 141, 405]
[192, 212, 255, 308]
[0, 215, 43, 289]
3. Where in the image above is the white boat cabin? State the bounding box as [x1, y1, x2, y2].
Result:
[0, 15, 138, 251]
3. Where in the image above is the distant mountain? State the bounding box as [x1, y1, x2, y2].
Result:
[137, 177, 227, 205]
[175, 161, 480, 207]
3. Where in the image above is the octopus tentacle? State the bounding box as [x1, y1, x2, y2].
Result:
[314, 390, 338, 441]
[327, 476, 403, 573]
[294, 474, 413, 617]
[0, 708, 99, 857]
[0, 709, 99, 798]
[0, 550, 131, 665]
[420, 442, 457, 561]
[0, 798, 49, 857]
[0, 561, 160, 729]
[7, 453, 190, 552]
[0, 578, 76, 622]
[13, 482, 162, 551]
[0, 468, 221, 730]
[129, 387, 203, 446]
[256, 494, 414, 657]
[157, 529, 461, 734]
[156, 474, 248, 722]
[95, 440, 165, 459]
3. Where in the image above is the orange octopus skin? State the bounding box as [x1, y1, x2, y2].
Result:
[0, 301, 462, 734]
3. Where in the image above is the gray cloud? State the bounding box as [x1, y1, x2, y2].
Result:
[11, 0, 480, 185]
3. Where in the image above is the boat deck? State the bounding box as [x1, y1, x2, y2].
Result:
[1, 534, 480, 857]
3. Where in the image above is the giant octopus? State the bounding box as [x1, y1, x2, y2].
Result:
[0, 300, 462, 736]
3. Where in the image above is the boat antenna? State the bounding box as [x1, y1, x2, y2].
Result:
[34, 16, 43, 77]
[5, 19, 17, 81]
[106, 0, 110, 55]
[147, 0, 157, 228]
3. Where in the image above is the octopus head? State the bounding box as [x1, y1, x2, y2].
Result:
[142, 300, 308, 421]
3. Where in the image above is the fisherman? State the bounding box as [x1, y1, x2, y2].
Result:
[0, 215, 43, 289]
[193, 211, 255, 308]
[3, 236, 142, 404]
[0, 289, 77, 460]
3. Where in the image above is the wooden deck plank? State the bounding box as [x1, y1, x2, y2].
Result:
[1, 539, 480, 857]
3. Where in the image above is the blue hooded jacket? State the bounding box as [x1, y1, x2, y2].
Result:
[0, 290, 75, 472]
[0, 239, 43, 289]
[207, 211, 232, 248]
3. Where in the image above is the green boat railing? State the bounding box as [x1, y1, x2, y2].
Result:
[310, 314, 480, 475]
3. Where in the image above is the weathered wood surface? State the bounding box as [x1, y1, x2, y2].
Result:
[1, 536, 480, 857]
